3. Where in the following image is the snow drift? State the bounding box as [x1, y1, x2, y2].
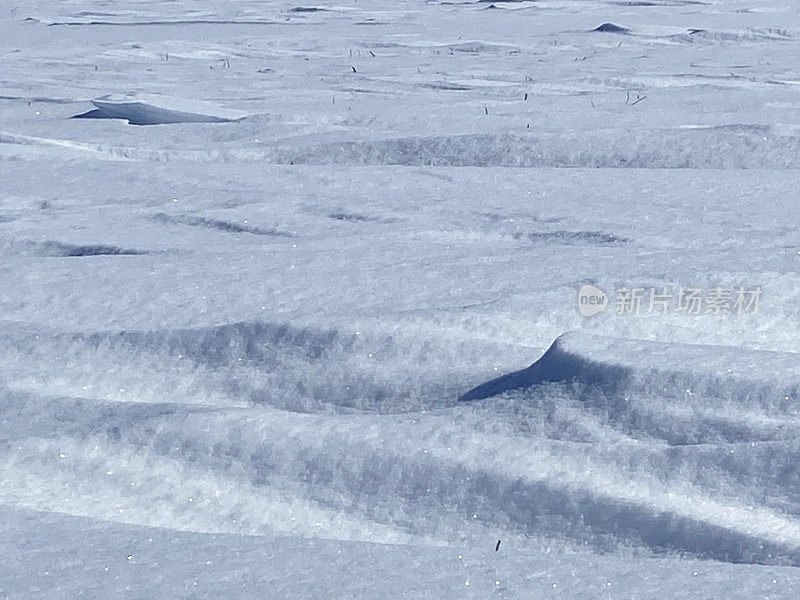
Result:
[460, 332, 800, 409]
[73, 94, 248, 125]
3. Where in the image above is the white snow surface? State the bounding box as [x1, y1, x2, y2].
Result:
[3, 0, 800, 597]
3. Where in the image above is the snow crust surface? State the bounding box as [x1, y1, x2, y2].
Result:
[3, 0, 800, 597]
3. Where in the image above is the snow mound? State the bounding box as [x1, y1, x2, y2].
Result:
[1, 320, 461, 413]
[279, 130, 800, 169]
[73, 94, 248, 125]
[460, 332, 800, 406]
[593, 23, 630, 34]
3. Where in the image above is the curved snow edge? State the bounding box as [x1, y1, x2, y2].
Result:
[459, 332, 617, 401]
[74, 94, 249, 125]
[459, 332, 800, 405]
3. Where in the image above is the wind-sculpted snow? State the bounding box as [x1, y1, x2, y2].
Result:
[73, 94, 248, 125]
[15, 127, 797, 169]
[278, 130, 800, 169]
[0, 320, 464, 413]
[7, 0, 800, 595]
[150, 212, 293, 237]
[5, 324, 800, 568]
[16, 128, 800, 169]
[1, 240, 148, 257]
[460, 332, 800, 407]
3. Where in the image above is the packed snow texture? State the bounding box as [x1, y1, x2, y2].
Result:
[3, 0, 800, 597]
